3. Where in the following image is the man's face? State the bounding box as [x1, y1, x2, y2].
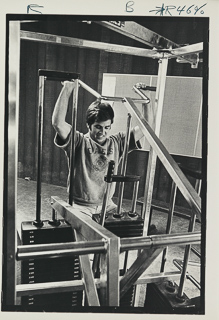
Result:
[89, 120, 112, 145]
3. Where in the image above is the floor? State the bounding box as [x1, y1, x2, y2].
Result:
[16, 178, 202, 307]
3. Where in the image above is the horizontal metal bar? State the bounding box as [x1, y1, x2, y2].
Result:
[20, 30, 201, 66]
[124, 98, 201, 220]
[102, 96, 148, 103]
[17, 240, 107, 260]
[171, 43, 203, 57]
[20, 30, 158, 58]
[16, 279, 85, 297]
[16, 271, 181, 297]
[105, 174, 141, 183]
[120, 232, 201, 252]
[135, 271, 181, 285]
[39, 69, 80, 81]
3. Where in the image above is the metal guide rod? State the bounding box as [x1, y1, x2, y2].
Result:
[122, 98, 201, 220]
[160, 182, 177, 272]
[142, 58, 168, 235]
[35, 75, 45, 226]
[36, 70, 80, 221]
[173, 259, 201, 291]
[100, 161, 115, 225]
[116, 113, 132, 216]
[130, 180, 140, 214]
[69, 79, 79, 205]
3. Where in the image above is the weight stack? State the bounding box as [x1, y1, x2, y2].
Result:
[104, 211, 144, 307]
[144, 281, 201, 314]
[21, 220, 83, 312]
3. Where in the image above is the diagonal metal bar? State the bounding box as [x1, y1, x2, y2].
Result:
[94, 21, 201, 66]
[75, 232, 100, 306]
[95, 21, 180, 49]
[120, 247, 164, 298]
[51, 196, 117, 241]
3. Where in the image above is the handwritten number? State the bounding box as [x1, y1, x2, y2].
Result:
[27, 4, 44, 14]
[149, 3, 207, 16]
[186, 5, 194, 14]
[194, 3, 207, 14]
[126, 1, 135, 12]
[177, 5, 186, 15]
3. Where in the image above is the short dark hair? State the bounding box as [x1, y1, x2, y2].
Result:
[86, 100, 114, 128]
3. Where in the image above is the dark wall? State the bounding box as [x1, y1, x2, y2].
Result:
[18, 17, 208, 191]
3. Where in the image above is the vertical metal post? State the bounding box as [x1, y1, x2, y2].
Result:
[142, 58, 168, 235]
[99, 237, 119, 306]
[160, 181, 177, 272]
[106, 238, 120, 306]
[2, 20, 20, 307]
[69, 79, 79, 205]
[35, 75, 45, 226]
[177, 212, 197, 298]
[130, 180, 140, 215]
[116, 113, 132, 216]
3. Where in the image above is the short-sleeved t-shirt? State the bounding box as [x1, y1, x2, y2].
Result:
[54, 130, 140, 206]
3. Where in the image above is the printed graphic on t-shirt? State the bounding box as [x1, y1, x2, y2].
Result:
[92, 154, 108, 171]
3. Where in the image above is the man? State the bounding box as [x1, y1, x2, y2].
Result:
[52, 81, 143, 218]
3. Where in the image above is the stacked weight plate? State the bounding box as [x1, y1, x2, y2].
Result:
[104, 211, 144, 237]
[21, 220, 83, 311]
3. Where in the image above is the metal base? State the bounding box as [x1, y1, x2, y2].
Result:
[144, 281, 201, 314]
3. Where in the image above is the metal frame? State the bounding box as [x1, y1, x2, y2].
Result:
[2, 20, 20, 307]
[4, 19, 203, 308]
